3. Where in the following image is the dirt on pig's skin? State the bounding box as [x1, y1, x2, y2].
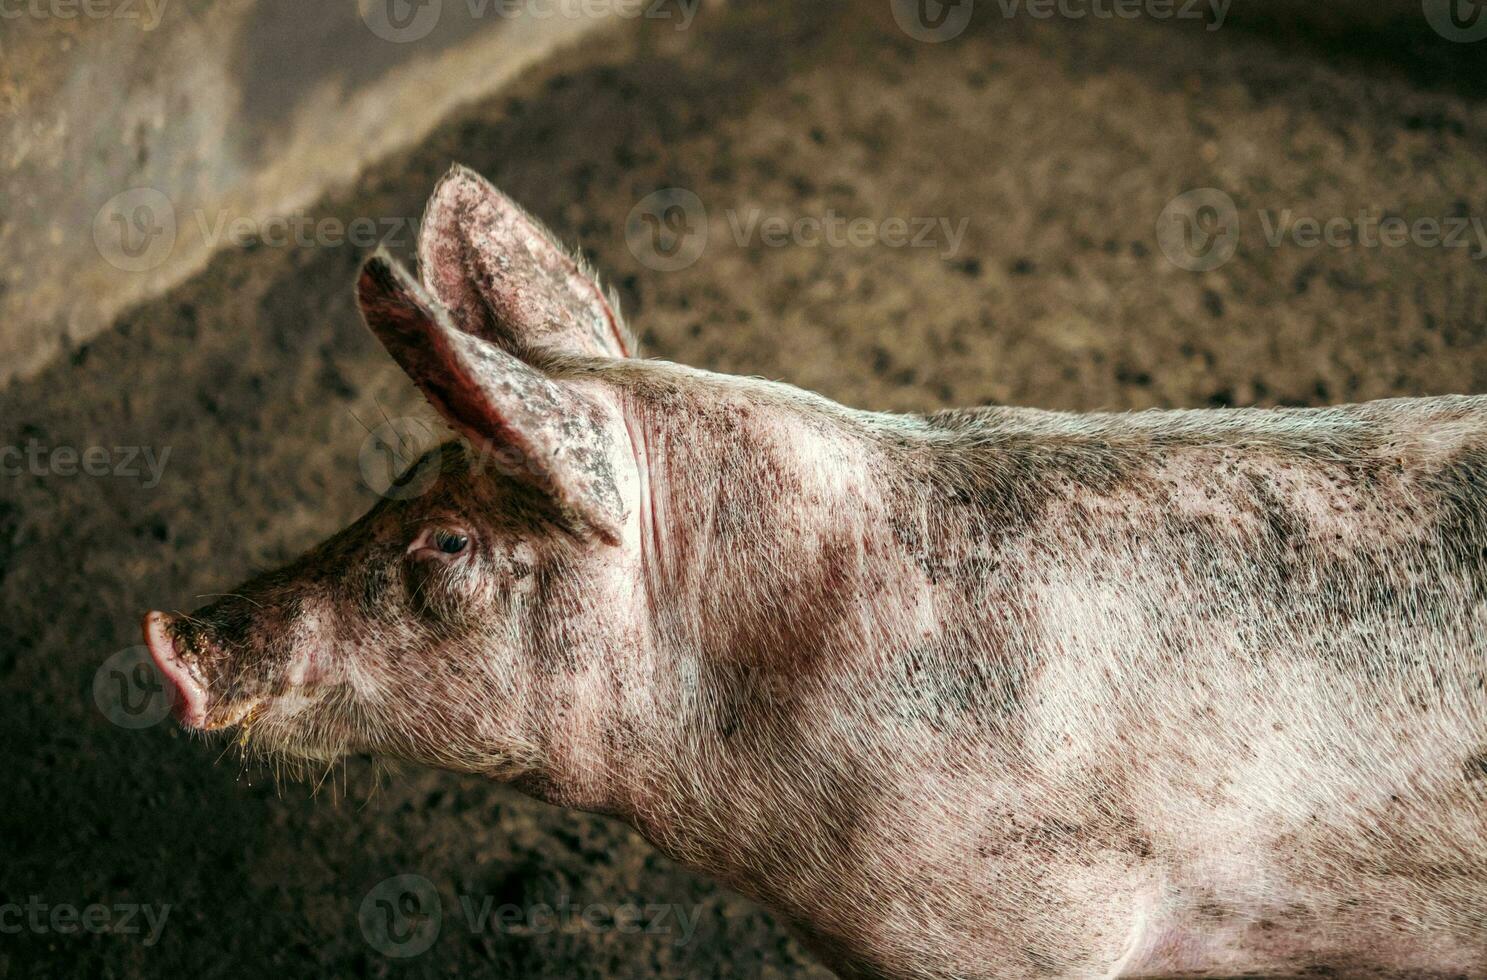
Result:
[3, 0, 1487, 976]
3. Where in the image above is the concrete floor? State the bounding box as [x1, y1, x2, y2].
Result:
[3, 1, 1487, 975]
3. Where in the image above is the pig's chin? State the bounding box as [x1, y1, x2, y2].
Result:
[193, 704, 362, 774]
[226, 693, 369, 763]
[202, 696, 267, 732]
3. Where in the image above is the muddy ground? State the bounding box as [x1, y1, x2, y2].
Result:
[4, 1, 1487, 976]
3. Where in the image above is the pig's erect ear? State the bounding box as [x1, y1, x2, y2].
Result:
[417, 164, 633, 360]
[357, 251, 625, 545]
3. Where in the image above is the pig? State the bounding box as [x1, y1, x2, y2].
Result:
[144, 165, 1487, 979]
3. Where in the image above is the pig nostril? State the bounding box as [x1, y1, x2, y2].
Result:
[142, 611, 210, 728]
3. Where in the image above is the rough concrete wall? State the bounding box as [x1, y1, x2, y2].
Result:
[0, 0, 634, 387]
[0, 0, 1474, 390]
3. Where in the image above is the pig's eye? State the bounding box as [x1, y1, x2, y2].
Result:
[409, 526, 472, 561]
[432, 529, 469, 555]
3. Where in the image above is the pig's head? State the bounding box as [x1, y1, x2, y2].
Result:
[142, 167, 654, 790]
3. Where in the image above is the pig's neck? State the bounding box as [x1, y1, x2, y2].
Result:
[601, 377, 950, 845]
[510, 374, 894, 816]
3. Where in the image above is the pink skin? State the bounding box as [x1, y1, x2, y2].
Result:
[144, 610, 207, 728]
[144, 166, 1487, 979]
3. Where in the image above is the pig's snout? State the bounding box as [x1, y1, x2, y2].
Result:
[143, 611, 210, 729]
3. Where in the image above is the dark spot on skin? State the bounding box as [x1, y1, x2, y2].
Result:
[1461, 750, 1487, 782]
[357, 561, 393, 617]
[896, 411, 1157, 581]
[886, 638, 1025, 729]
[1421, 441, 1487, 598]
[1244, 470, 1308, 555]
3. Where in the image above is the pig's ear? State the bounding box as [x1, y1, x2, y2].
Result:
[417, 164, 633, 360]
[357, 251, 625, 546]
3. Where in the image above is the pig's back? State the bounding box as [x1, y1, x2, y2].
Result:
[909, 393, 1487, 974]
[646, 393, 1487, 978]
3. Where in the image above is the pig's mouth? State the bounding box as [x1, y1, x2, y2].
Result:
[143, 611, 264, 731]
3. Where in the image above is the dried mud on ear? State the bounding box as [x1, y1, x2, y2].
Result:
[418, 164, 633, 360]
[356, 252, 627, 545]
